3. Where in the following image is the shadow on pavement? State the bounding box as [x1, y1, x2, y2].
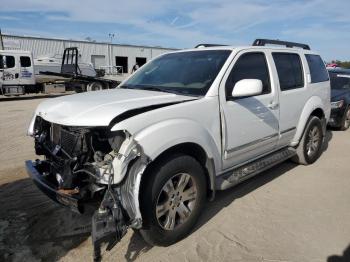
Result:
[124, 231, 152, 262]
[0, 178, 91, 262]
[328, 244, 350, 262]
[195, 160, 298, 232]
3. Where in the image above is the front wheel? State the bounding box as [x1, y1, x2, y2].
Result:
[292, 116, 324, 165]
[139, 155, 207, 246]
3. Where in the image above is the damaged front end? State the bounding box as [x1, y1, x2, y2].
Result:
[26, 116, 149, 261]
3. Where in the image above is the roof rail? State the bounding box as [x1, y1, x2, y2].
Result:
[195, 44, 228, 48]
[252, 39, 310, 50]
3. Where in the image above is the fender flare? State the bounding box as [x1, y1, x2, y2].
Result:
[114, 118, 221, 226]
[133, 118, 221, 170]
[291, 96, 326, 146]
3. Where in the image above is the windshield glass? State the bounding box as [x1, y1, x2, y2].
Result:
[121, 50, 231, 96]
[330, 72, 350, 89]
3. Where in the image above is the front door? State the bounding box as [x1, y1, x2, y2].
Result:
[220, 50, 280, 169]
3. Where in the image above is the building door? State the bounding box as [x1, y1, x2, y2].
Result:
[115, 56, 128, 74]
[91, 55, 106, 69]
[136, 57, 147, 67]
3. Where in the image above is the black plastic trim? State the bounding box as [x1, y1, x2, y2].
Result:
[252, 39, 310, 50]
[25, 160, 83, 213]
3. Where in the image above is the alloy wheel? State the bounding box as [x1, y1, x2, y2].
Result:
[155, 173, 197, 231]
[306, 126, 321, 157]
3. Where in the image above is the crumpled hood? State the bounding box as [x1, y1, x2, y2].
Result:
[34, 89, 196, 126]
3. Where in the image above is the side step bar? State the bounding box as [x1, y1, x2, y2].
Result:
[216, 147, 296, 190]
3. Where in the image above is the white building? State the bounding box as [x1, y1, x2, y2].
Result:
[1, 34, 177, 74]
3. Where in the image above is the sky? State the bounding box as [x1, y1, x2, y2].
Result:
[0, 0, 350, 61]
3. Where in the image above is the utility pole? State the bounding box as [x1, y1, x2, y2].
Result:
[0, 28, 4, 50]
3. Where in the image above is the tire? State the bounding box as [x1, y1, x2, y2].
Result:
[86, 81, 103, 91]
[340, 107, 350, 131]
[139, 154, 207, 246]
[291, 116, 324, 165]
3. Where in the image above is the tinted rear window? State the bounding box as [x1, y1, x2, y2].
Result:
[273, 53, 304, 91]
[305, 54, 329, 83]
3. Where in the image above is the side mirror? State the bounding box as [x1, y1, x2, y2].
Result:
[231, 79, 263, 98]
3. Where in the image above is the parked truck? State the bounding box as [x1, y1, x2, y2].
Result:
[0, 47, 119, 95]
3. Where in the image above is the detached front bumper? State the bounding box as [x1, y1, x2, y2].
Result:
[25, 160, 83, 213]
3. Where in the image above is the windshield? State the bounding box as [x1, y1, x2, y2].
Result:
[330, 72, 350, 89]
[121, 50, 231, 96]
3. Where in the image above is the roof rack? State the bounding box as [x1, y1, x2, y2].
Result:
[195, 44, 228, 48]
[252, 39, 310, 50]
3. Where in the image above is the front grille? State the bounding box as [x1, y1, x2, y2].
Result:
[60, 128, 81, 156]
[47, 122, 87, 157]
[51, 123, 61, 145]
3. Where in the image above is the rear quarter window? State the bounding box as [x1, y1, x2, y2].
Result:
[272, 53, 304, 91]
[305, 54, 329, 83]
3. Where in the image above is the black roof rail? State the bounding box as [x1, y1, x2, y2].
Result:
[252, 39, 310, 50]
[195, 44, 228, 48]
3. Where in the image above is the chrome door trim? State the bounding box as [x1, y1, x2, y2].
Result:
[225, 133, 279, 155]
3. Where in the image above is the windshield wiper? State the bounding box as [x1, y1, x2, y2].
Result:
[124, 85, 174, 94]
[138, 86, 173, 93]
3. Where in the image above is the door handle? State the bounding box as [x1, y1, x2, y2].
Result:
[267, 102, 279, 110]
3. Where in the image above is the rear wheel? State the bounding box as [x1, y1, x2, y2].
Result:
[139, 155, 206, 246]
[340, 107, 350, 131]
[86, 81, 103, 91]
[292, 116, 324, 165]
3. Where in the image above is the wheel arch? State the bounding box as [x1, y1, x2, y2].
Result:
[139, 142, 216, 202]
[291, 96, 327, 147]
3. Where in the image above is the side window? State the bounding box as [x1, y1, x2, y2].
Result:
[225, 52, 271, 98]
[2, 56, 16, 69]
[20, 56, 31, 67]
[272, 53, 304, 91]
[305, 54, 329, 83]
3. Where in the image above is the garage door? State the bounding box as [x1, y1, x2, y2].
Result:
[91, 55, 106, 69]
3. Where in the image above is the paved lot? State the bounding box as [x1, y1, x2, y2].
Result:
[0, 97, 349, 262]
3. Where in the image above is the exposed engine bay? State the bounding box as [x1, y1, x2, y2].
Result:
[30, 116, 149, 261]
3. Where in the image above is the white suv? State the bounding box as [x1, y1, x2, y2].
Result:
[26, 39, 330, 259]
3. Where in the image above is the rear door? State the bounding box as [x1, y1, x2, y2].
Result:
[271, 52, 306, 146]
[220, 50, 280, 169]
